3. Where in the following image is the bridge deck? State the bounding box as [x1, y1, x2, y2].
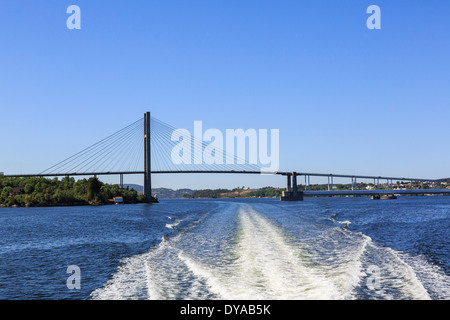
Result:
[1, 170, 440, 182]
[304, 189, 450, 196]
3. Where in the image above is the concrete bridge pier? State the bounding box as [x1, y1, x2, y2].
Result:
[281, 172, 304, 201]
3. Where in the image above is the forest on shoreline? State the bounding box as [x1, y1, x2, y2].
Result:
[0, 176, 144, 207]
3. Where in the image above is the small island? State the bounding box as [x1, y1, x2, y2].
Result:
[0, 176, 146, 208]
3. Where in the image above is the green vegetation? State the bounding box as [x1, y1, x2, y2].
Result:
[182, 188, 231, 199]
[0, 176, 145, 207]
[240, 187, 282, 198]
[182, 187, 283, 199]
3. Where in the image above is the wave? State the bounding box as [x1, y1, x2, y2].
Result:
[165, 217, 181, 230]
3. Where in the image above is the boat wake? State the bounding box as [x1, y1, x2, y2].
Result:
[90, 203, 448, 300]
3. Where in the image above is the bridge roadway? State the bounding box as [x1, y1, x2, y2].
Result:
[1, 170, 441, 182]
[304, 189, 450, 197]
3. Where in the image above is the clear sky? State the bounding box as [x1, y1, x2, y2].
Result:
[0, 1, 449, 189]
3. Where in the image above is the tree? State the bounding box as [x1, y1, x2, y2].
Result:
[87, 177, 102, 200]
[1, 186, 13, 199]
[25, 183, 35, 194]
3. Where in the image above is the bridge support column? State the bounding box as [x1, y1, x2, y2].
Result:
[328, 175, 334, 191]
[281, 172, 303, 201]
[292, 173, 298, 197]
[286, 174, 292, 192]
[143, 112, 158, 203]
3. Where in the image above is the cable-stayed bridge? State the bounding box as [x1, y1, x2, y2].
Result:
[2, 112, 449, 201]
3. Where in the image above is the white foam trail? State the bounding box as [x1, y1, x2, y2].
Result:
[316, 231, 370, 300]
[376, 247, 431, 300]
[91, 237, 190, 300]
[90, 254, 149, 300]
[234, 209, 342, 299]
[400, 253, 450, 300]
[92, 205, 369, 300]
[91, 203, 447, 300]
[177, 251, 243, 299]
[142, 236, 207, 300]
[177, 206, 363, 300]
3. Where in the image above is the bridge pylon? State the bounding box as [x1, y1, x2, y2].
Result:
[143, 111, 158, 203]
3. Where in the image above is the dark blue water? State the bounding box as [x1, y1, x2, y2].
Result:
[0, 197, 448, 300]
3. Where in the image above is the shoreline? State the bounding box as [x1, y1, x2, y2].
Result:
[1, 194, 448, 208]
[0, 202, 145, 209]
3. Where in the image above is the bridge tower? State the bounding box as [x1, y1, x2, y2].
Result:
[143, 112, 158, 203]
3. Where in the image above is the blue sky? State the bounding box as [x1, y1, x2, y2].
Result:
[0, 1, 449, 189]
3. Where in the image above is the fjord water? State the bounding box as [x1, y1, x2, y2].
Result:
[0, 197, 449, 300]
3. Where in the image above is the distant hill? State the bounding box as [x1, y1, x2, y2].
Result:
[124, 185, 196, 199]
[153, 188, 196, 199]
[123, 184, 143, 194]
